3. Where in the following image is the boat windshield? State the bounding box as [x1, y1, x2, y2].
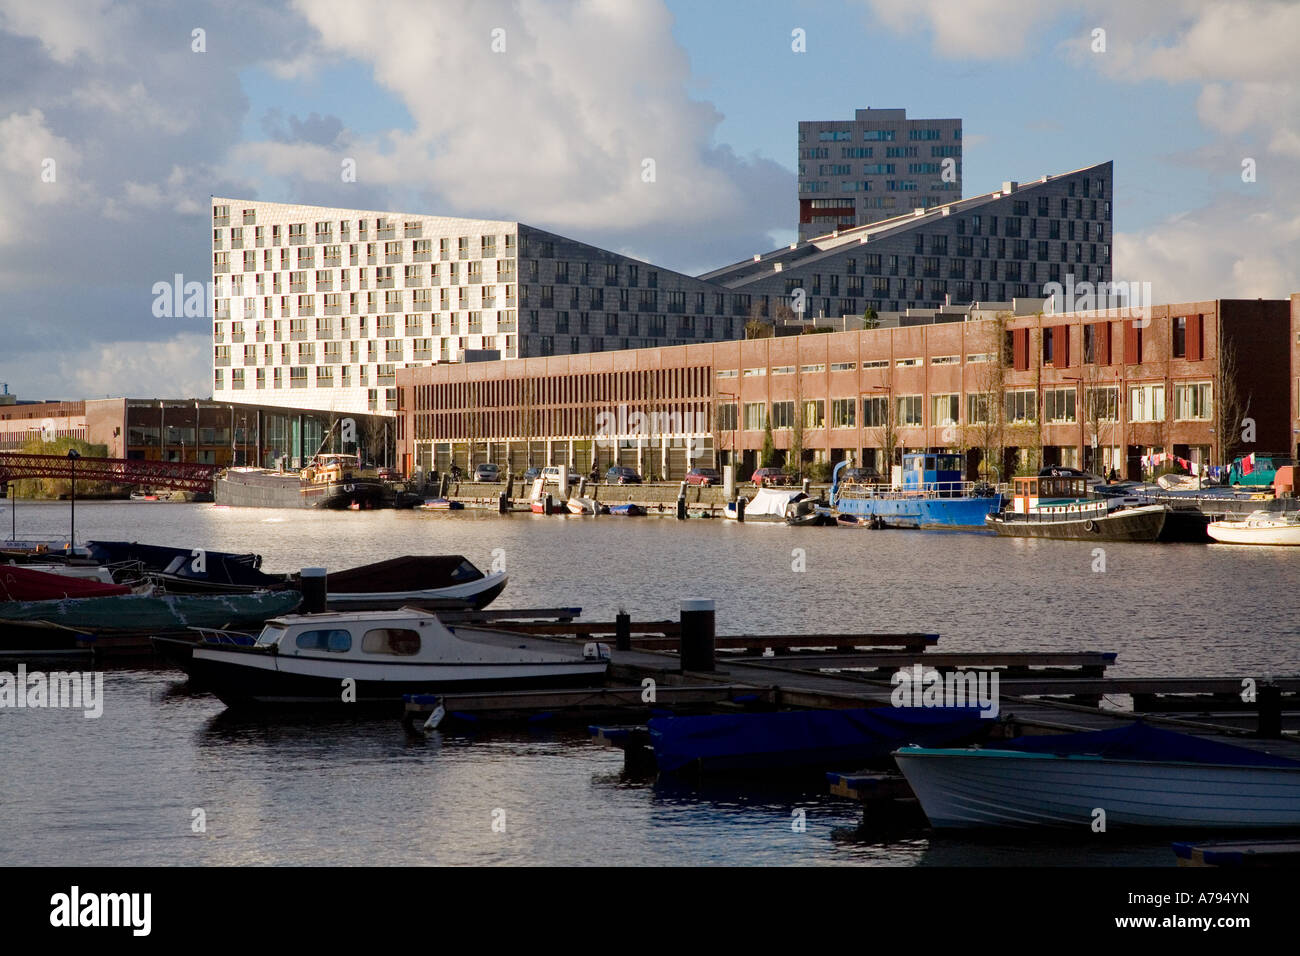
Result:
[256, 625, 287, 646]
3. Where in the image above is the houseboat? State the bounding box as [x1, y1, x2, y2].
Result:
[986, 474, 1168, 541]
[830, 455, 1002, 531]
[214, 454, 388, 509]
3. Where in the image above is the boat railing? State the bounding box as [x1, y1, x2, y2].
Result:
[835, 480, 1004, 501]
[189, 626, 258, 646]
[998, 498, 1114, 523]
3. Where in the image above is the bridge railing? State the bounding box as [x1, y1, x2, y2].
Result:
[0, 453, 219, 492]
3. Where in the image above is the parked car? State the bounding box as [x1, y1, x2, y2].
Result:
[541, 465, 581, 486]
[605, 466, 643, 485]
[839, 467, 880, 486]
[522, 466, 542, 482]
[751, 467, 792, 488]
[473, 463, 500, 482]
[685, 467, 722, 487]
[376, 467, 399, 481]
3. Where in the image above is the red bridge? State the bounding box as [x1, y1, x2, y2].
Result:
[0, 453, 218, 493]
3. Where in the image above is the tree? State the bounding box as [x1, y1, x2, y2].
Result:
[862, 306, 879, 331]
[760, 417, 776, 468]
[789, 372, 805, 480]
[13, 436, 113, 499]
[744, 318, 773, 339]
[1213, 331, 1250, 468]
[967, 312, 1011, 481]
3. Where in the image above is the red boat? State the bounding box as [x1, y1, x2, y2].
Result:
[0, 565, 133, 602]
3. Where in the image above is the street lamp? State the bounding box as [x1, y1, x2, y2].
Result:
[66, 448, 80, 550]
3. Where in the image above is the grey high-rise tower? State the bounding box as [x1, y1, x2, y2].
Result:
[798, 108, 962, 241]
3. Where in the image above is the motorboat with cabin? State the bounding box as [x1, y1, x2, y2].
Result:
[164, 607, 611, 707]
[985, 473, 1168, 541]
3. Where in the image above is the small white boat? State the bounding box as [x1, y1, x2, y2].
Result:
[8, 563, 118, 585]
[1207, 510, 1300, 546]
[174, 607, 610, 707]
[724, 488, 809, 522]
[566, 496, 601, 515]
[894, 723, 1300, 829]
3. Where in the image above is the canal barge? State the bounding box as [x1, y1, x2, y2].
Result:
[986, 474, 1168, 541]
[214, 454, 388, 509]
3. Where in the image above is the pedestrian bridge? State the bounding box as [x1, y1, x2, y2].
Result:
[0, 452, 218, 492]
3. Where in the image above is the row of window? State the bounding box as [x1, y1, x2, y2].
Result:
[716, 383, 1212, 431]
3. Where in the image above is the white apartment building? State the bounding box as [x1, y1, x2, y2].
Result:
[210, 199, 745, 416]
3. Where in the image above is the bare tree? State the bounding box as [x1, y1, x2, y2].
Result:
[966, 312, 1011, 481]
[1213, 331, 1251, 467]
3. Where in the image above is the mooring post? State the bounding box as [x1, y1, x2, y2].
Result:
[1257, 683, 1283, 738]
[497, 490, 508, 514]
[676, 481, 687, 520]
[615, 610, 631, 651]
[802, 477, 811, 496]
[439, 475, 450, 498]
[736, 496, 746, 522]
[679, 598, 716, 672]
[300, 567, 327, 614]
[544, 492, 553, 515]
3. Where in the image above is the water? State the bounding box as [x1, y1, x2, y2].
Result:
[1, 499, 1296, 865]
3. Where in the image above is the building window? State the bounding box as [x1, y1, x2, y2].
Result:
[862, 396, 888, 427]
[743, 402, 767, 431]
[1085, 387, 1119, 423]
[1174, 382, 1212, 421]
[1005, 389, 1037, 423]
[716, 403, 738, 431]
[931, 393, 959, 427]
[771, 401, 795, 429]
[897, 395, 922, 426]
[1129, 384, 1166, 422]
[830, 398, 855, 428]
[967, 393, 991, 425]
[1044, 387, 1076, 423]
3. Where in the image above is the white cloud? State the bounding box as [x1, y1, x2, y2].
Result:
[11, 333, 212, 402]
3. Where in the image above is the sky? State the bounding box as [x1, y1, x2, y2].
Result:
[1, 0, 1298, 401]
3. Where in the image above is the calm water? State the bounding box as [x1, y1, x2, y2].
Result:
[1, 499, 1296, 866]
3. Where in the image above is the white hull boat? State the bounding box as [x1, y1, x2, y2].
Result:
[565, 496, 601, 515]
[1207, 510, 1300, 546]
[167, 607, 609, 707]
[894, 724, 1300, 829]
[724, 488, 809, 522]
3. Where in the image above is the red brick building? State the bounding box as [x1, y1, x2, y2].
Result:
[396, 297, 1292, 481]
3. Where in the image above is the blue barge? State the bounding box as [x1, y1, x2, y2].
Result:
[831, 455, 1002, 530]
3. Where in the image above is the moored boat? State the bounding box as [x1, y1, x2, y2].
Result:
[606, 503, 644, 516]
[0, 565, 132, 601]
[894, 723, 1300, 829]
[1207, 510, 1300, 546]
[647, 706, 991, 775]
[0, 590, 302, 635]
[214, 454, 388, 510]
[985, 474, 1168, 541]
[831, 455, 1003, 531]
[165, 608, 610, 707]
[724, 488, 808, 522]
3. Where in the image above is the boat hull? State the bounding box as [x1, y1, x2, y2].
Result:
[895, 748, 1300, 829]
[0, 591, 302, 635]
[215, 470, 388, 510]
[987, 504, 1167, 541]
[833, 494, 1002, 530]
[1207, 522, 1300, 546]
[182, 646, 607, 707]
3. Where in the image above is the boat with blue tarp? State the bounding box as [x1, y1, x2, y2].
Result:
[830, 455, 1002, 530]
[646, 705, 992, 775]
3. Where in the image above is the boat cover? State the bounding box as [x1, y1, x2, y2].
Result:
[324, 555, 484, 592]
[0, 565, 132, 601]
[1001, 722, 1300, 768]
[742, 489, 807, 518]
[648, 706, 989, 773]
[85, 541, 283, 587]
